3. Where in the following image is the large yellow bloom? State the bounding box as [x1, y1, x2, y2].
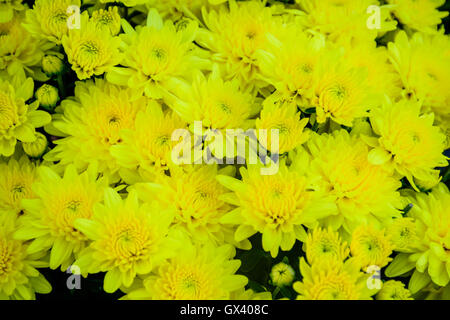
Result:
[125, 241, 248, 299]
[110, 102, 186, 183]
[0, 73, 51, 156]
[23, 0, 81, 44]
[197, 0, 285, 87]
[366, 98, 447, 189]
[62, 13, 121, 80]
[107, 9, 209, 100]
[0, 156, 37, 216]
[218, 162, 337, 257]
[387, 0, 448, 33]
[0, 214, 51, 300]
[293, 257, 372, 300]
[0, 13, 45, 79]
[388, 31, 450, 124]
[15, 164, 107, 271]
[74, 188, 176, 293]
[44, 79, 148, 180]
[293, 130, 403, 231]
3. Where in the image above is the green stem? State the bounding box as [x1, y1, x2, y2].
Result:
[56, 74, 66, 99]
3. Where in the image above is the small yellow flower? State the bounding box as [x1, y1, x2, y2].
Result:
[35, 84, 59, 110]
[22, 132, 48, 158]
[304, 227, 349, 265]
[293, 257, 371, 300]
[126, 241, 248, 299]
[0, 214, 51, 300]
[62, 13, 121, 80]
[41, 55, 64, 77]
[376, 280, 413, 300]
[386, 217, 419, 253]
[0, 156, 37, 216]
[74, 188, 175, 293]
[350, 225, 393, 270]
[91, 6, 121, 36]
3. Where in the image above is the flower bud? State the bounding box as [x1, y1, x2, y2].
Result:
[35, 84, 59, 110]
[42, 55, 64, 77]
[270, 262, 295, 287]
[22, 132, 48, 158]
[91, 6, 121, 36]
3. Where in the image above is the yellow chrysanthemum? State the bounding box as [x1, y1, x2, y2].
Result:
[23, 0, 81, 44]
[398, 183, 450, 287]
[256, 101, 309, 154]
[0, 73, 51, 156]
[134, 165, 249, 248]
[257, 29, 325, 105]
[0, 0, 25, 23]
[293, 257, 371, 300]
[73, 188, 175, 293]
[14, 164, 107, 271]
[107, 9, 209, 100]
[388, 31, 450, 124]
[0, 156, 37, 216]
[293, 130, 402, 231]
[62, 13, 121, 80]
[90, 6, 121, 36]
[0, 13, 45, 78]
[197, 0, 284, 87]
[110, 102, 186, 183]
[366, 98, 447, 190]
[295, 0, 397, 45]
[168, 65, 260, 130]
[350, 224, 393, 270]
[386, 217, 420, 253]
[311, 51, 377, 126]
[0, 214, 51, 300]
[44, 79, 148, 180]
[387, 0, 448, 33]
[126, 242, 247, 299]
[303, 227, 349, 265]
[218, 162, 337, 257]
[376, 280, 413, 300]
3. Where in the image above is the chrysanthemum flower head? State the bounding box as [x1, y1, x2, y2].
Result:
[0, 214, 51, 300]
[126, 241, 247, 299]
[293, 257, 371, 300]
[366, 98, 447, 190]
[256, 100, 309, 154]
[14, 164, 107, 271]
[0, 73, 51, 156]
[388, 31, 450, 123]
[304, 227, 349, 265]
[218, 162, 338, 257]
[91, 6, 121, 36]
[169, 65, 260, 130]
[0, 0, 25, 23]
[107, 9, 209, 100]
[45, 79, 148, 180]
[110, 102, 186, 182]
[386, 217, 420, 253]
[399, 183, 450, 287]
[256, 28, 326, 105]
[293, 130, 402, 231]
[0, 156, 37, 216]
[376, 280, 413, 300]
[197, 0, 284, 87]
[0, 13, 45, 78]
[311, 50, 378, 126]
[296, 0, 397, 45]
[62, 12, 121, 80]
[387, 0, 448, 33]
[350, 224, 393, 270]
[23, 0, 81, 44]
[73, 188, 176, 293]
[134, 164, 249, 248]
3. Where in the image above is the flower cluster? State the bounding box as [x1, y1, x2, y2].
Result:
[0, 0, 449, 300]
